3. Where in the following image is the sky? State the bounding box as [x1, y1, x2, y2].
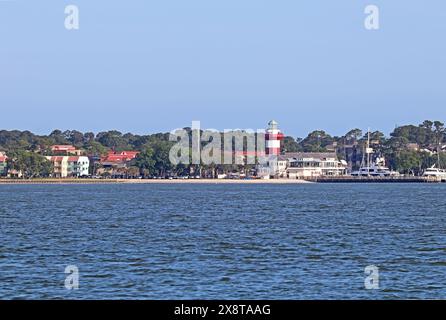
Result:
[1, 0, 446, 138]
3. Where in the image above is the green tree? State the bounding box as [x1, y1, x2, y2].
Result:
[85, 140, 108, 156]
[7, 151, 53, 178]
[343, 129, 363, 144]
[96, 131, 130, 150]
[299, 130, 334, 152]
[388, 150, 422, 175]
[282, 136, 300, 153]
[150, 141, 175, 176]
[135, 148, 156, 177]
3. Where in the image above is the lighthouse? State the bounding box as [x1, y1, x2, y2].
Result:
[265, 120, 284, 156]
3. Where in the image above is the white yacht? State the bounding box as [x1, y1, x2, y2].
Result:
[351, 130, 400, 177]
[423, 166, 446, 179]
[351, 158, 400, 177]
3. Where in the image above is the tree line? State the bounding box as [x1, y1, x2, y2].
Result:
[281, 120, 446, 175]
[0, 120, 445, 177]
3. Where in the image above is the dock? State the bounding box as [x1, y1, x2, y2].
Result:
[304, 176, 444, 183]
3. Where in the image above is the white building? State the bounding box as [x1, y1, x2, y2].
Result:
[45, 156, 90, 178]
[69, 156, 90, 177]
[277, 155, 288, 178]
[285, 152, 347, 179]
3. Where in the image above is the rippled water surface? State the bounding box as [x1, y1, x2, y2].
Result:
[1, 183, 446, 299]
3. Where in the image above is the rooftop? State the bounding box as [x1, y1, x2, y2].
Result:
[51, 145, 77, 151]
[284, 152, 338, 160]
[101, 151, 139, 163]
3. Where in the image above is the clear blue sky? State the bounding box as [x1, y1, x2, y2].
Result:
[1, 0, 445, 138]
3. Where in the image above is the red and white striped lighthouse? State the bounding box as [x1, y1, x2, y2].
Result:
[265, 120, 284, 155]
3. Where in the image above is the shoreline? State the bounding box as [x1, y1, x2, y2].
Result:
[0, 178, 312, 185]
[0, 177, 442, 185]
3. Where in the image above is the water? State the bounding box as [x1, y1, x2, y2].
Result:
[1, 183, 446, 299]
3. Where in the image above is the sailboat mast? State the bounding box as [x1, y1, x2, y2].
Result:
[367, 129, 371, 176]
[367, 130, 370, 169]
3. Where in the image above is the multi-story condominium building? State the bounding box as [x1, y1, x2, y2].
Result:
[45, 156, 90, 177]
[68, 156, 90, 177]
[46, 156, 68, 177]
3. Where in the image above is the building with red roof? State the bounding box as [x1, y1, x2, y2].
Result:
[95, 151, 140, 178]
[50, 145, 82, 156]
[100, 151, 139, 167]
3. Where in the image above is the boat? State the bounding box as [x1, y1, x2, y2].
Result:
[423, 143, 446, 180]
[351, 129, 400, 177]
[422, 165, 446, 179]
[351, 157, 400, 177]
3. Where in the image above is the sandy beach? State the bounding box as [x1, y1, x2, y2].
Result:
[0, 178, 312, 185]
